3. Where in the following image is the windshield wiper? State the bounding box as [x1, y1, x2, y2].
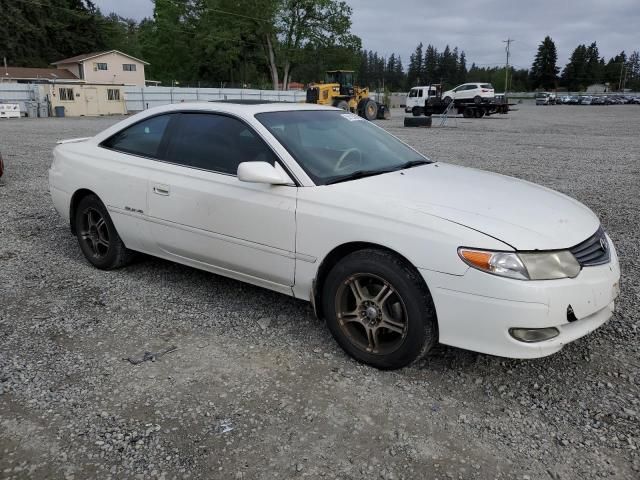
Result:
[324, 159, 432, 185]
[395, 159, 432, 170]
[324, 168, 395, 185]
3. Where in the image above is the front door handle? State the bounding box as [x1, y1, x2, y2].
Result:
[153, 184, 170, 196]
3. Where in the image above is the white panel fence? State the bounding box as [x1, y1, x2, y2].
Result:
[124, 86, 308, 111]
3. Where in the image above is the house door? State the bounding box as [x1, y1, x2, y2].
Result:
[85, 88, 99, 116]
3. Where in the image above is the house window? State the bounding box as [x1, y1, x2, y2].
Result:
[59, 88, 74, 101]
[95, 63, 108, 71]
[123, 64, 137, 72]
[107, 89, 121, 101]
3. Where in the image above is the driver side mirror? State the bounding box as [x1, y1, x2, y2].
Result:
[237, 162, 291, 185]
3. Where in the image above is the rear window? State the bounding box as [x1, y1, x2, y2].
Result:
[481, 84, 494, 89]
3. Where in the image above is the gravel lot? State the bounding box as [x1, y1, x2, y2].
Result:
[1, 104, 639, 480]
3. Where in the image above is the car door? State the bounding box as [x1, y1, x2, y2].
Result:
[145, 112, 297, 292]
[97, 112, 175, 253]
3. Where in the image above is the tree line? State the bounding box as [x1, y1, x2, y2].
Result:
[2, 0, 639, 92]
[530, 36, 640, 91]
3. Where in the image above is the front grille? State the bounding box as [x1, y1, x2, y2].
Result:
[570, 227, 610, 266]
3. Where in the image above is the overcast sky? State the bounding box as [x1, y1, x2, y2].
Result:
[94, 0, 640, 69]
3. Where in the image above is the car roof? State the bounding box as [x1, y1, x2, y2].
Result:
[142, 101, 337, 117]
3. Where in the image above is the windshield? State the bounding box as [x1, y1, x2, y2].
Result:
[326, 71, 353, 86]
[256, 110, 430, 185]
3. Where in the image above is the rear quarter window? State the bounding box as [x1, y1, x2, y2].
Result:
[101, 114, 173, 158]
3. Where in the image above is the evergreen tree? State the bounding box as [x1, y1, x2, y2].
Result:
[407, 42, 423, 86]
[585, 42, 602, 85]
[395, 56, 405, 90]
[603, 52, 629, 90]
[423, 45, 438, 84]
[561, 44, 588, 90]
[530, 36, 559, 89]
[457, 51, 467, 85]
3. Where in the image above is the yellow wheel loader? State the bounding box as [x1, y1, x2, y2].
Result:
[305, 70, 389, 120]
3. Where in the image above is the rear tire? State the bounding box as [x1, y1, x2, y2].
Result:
[473, 95, 482, 105]
[463, 107, 473, 118]
[322, 249, 437, 370]
[74, 194, 135, 270]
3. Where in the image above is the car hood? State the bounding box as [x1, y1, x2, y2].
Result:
[327, 163, 600, 250]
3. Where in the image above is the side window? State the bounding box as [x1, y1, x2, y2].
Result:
[101, 114, 172, 158]
[409, 89, 417, 98]
[418, 89, 423, 97]
[166, 113, 276, 174]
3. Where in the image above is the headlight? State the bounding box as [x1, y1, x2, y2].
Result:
[458, 248, 581, 280]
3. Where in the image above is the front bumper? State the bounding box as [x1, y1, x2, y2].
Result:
[420, 236, 621, 358]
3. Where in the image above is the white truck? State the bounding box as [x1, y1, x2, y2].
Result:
[405, 86, 437, 116]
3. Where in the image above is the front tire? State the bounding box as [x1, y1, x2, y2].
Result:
[322, 249, 437, 369]
[333, 100, 350, 111]
[362, 99, 378, 120]
[75, 194, 135, 269]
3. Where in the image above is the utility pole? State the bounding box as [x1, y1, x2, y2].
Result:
[503, 38, 514, 96]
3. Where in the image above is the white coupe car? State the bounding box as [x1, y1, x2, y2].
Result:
[49, 102, 620, 369]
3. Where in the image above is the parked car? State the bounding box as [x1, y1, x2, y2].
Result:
[442, 83, 495, 104]
[535, 92, 556, 105]
[405, 86, 437, 115]
[578, 96, 593, 105]
[49, 102, 620, 369]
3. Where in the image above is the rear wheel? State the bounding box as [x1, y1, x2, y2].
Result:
[75, 194, 135, 269]
[463, 107, 473, 118]
[333, 100, 349, 111]
[473, 95, 482, 105]
[322, 249, 437, 369]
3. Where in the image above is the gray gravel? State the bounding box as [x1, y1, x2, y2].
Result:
[1, 104, 639, 479]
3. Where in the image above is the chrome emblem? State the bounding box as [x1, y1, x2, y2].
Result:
[599, 237, 608, 252]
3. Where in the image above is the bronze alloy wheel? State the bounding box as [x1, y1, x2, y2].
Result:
[79, 207, 110, 259]
[334, 273, 408, 355]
